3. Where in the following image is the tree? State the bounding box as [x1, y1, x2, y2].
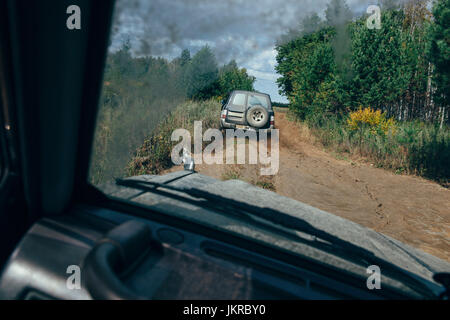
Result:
[276, 2, 432, 120]
[180, 49, 191, 67]
[276, 28, 337, 119]
[215, 60, 255, 98]
[428, 0, 450, 109]
[302, 13, 325, 35]
[401, 0, 432, 120]
[325, 0, 353, 81]
[171, 49, 192, 96]
[350, 9, 410, 113]
[184, 46, 219, 99]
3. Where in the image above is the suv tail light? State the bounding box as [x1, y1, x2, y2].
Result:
[270, 115, 275, 125]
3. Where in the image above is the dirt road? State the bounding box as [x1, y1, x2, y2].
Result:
[167, 111, 450, 262]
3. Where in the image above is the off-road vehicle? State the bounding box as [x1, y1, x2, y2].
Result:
[220, 90, 274, 132]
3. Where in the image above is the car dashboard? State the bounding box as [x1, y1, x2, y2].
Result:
[0, 205, 401, 300]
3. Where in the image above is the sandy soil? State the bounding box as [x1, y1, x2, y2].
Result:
[165, 111, 450, 262]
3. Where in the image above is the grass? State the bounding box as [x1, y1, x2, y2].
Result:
[89, 84, 184, 185]
[221, 163, 276, 192]
[299, 112, 450, 185]
[127, 99, 222, 177]
[221, 166, 242, 180]
[272, 106, 289, 114]
[331, 152, 350, 161]
[254, 179, 276, 191]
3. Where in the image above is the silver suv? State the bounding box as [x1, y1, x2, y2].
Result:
[220, 90, 274, 132]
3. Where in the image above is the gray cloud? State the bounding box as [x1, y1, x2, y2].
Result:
[112, 0, 334, 64]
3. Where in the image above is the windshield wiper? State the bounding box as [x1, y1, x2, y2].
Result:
[115, 177, 439, 298]
[116, 178, 370, 256]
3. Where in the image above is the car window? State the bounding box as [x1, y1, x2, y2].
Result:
[248, 95, 269, 108]
[232, 93, 246, 106]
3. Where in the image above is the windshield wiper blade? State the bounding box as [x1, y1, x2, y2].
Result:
[115, 177, 438, 298]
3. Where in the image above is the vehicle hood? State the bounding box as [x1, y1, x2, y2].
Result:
[100, 170, 450, 295]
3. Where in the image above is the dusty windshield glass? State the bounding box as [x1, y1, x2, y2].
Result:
[90, 0, 450, 264]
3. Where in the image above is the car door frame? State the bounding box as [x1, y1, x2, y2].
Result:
[0, 0, 115, 266]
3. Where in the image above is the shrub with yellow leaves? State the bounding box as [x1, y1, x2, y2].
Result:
[347, 107, 397, 136]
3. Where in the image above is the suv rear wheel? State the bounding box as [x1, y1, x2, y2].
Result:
[246, 105, 269, 128]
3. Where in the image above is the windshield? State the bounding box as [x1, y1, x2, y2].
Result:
[89, 0, 450, 272]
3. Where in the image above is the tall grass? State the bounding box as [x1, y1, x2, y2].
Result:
[89, 86, 184, 184]
[127, 99, 221, 177]
[303, 114, 450, 184]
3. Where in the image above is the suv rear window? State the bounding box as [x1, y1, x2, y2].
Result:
[232, 93, 246, 106]
[248, 94, 269, 109]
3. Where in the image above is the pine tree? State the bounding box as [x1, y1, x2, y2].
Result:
[428, 0, 450, 109]
[180, 49, 191, 67]
[184, 46, 219, 99]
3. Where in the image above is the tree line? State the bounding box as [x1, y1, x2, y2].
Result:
[275, 0, 449, 127]
[103, 42, 255, 107]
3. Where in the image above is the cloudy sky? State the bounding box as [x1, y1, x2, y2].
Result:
[110, 0, 398, 102]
